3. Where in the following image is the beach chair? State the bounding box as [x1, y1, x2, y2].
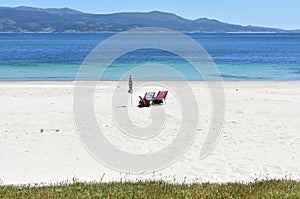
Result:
[144, 92, 156, 101]
[138, 92, 155, 108]
[138, 96, 151, 107]
[152, 91, 168, 105]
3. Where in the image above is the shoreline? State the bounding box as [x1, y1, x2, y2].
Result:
[0, 81, 300, 89]
[1, 80, 300, 83]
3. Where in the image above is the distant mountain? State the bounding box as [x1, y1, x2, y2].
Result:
[0, 6, 298, 33]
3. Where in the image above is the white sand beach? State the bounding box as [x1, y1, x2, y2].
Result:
[0, 81, 299, 185]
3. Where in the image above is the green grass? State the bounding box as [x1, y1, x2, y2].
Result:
[0, 179, 299, 198]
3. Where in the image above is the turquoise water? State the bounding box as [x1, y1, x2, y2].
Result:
[0, 33, 299, 81]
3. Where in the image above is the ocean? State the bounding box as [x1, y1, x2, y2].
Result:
[0, 33, 299, 81]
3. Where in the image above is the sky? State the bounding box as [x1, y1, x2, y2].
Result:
[0, 0, 299, 30]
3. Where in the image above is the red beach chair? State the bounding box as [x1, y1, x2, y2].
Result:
[138, 96, 151, 107]
[152, 91, 168, 105]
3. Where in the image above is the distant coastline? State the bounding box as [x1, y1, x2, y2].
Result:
[0, 6, 299, 33]
[1, 32, 300, 34]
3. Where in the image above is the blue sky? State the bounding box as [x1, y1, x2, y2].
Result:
[0, 0, 299, 29]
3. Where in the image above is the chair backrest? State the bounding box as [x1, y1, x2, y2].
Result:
[144, 92, 155, 101]
[156, 91, 168, 100]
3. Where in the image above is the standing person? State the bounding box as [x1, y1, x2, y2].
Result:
[128, 75, 133, 94]
[128, 75, 133, 106]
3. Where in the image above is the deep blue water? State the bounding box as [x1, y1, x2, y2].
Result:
[0, 33, 299, 81]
